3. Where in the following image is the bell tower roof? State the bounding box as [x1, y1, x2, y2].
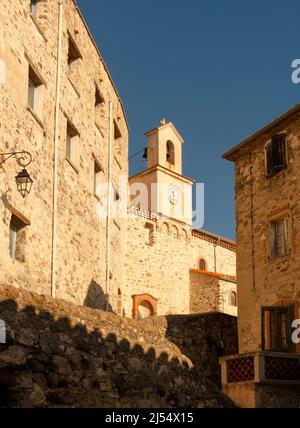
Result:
[145, 120, 185, 144]
[144, 119, 185, 175]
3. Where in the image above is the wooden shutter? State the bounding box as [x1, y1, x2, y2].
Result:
[272, 134, 287, 170]
[265, 142, 273, 176]
[262, 306, 295, 353]
[284, 217, 289, 256]
[268, 222, 276, 258]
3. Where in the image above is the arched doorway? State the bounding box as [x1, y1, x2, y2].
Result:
[132, 293, 158, 320]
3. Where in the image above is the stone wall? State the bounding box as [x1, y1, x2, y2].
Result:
[0, 285, 237, 408]
[189, 270, 237, 317]
[231, 113, 300, 354]
[0, 0, 128, 310]
[124, 212, 236, 317]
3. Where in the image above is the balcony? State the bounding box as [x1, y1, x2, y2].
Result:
[219, 352, 300, 407]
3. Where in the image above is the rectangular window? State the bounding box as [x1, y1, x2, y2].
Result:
[269, 218, 289, 258]
[114, 120, 122, 140]
[94, 159, 103, 198]
[66, 121, 79, 169]
[95, 85, 104, 108]
[27, 65, 43, 116]
[94, 84, 105, 129]
[9, 215, 27, 262]
[262, 306, 295, 353]
[113, 185, 120, 202]
[68, 34, 81, 76]
[30, 0, 37, 17]
[266, 134, 287, 176]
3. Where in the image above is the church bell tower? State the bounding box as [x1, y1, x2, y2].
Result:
[129, 120, 194, 225]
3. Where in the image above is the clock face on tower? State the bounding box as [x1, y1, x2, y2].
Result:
[168, 185, 180, 206]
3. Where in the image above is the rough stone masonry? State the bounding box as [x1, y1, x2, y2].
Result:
[0, 285, 237, 408]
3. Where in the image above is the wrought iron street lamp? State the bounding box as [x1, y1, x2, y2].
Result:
[0, 151, 33, 198]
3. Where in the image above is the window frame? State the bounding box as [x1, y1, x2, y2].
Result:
[9, 214, 28, 261]
[265, 133, 287, 177]
[269, 217, 289, 259]
[67, 32, 82, 77]
[27, 64, 44, 118]
[93, 157, 104, 199]
[230, 291, 237, 307]
[65, 119, 80, 172]
[262, 305, 295, 353]
[30, 0, 38, 17]
[199, 258, 207, 271]
[166, 140, 175, 165]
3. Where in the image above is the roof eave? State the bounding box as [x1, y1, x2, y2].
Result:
[222, 104, 300, 161]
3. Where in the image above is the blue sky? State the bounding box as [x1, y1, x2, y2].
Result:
[77, 0, 300, 240]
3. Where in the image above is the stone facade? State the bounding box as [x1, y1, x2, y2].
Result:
[125, 212, 237, 317]
[0, 284, 237, 408]
[224, 105, 300, 355]
[220, 105, 300, 407]
[125, 119, 237, 318]
[0, 0, 128, 310]
[0, 0, 236, 320]
[190, 270, 237, 317]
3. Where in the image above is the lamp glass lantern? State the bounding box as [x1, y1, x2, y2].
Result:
[15, 168, 33, 198]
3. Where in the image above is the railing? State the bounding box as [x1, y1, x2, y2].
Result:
[128, 207, 158, 221]
[220, 352, 300, 385]
[192, 230, 236, 252]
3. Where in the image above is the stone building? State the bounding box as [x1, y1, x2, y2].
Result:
[220, 105, 300, 407]
[0, 0, 236, 319]
[124, 121, 237, 318]
[0, 0, 129, 310]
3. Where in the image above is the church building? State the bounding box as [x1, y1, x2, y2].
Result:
[123, 120, 237, 318]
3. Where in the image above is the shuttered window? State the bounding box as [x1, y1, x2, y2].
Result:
[265, 134, 287, 176]
[269, 218, 289, 258]
[262, 305, 295, 353]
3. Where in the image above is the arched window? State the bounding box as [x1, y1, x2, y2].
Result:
[137, 301, 154, 320]
[199, 258, 206, 271]
[132, 294, 158, 319]
[166, 141, 175, 165]
[230, 291, 237, 307]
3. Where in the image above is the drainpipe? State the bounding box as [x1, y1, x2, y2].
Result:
[105, 101, 113, 310]
[51, 0, 63, 298]
[249, 155, 256, 290]
[213, 243, 217, 273]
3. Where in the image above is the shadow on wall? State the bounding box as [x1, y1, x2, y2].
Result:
[165, 313, 238, 388]
[84, 279, 113, 312]
[0, 299, 236, 408]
